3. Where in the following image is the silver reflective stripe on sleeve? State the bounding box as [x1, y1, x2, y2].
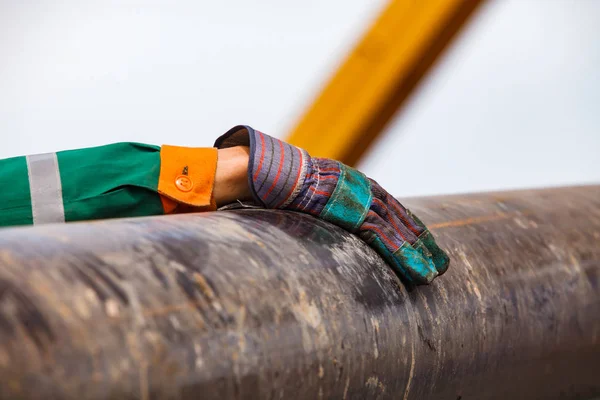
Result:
[26, 152, 65, 225]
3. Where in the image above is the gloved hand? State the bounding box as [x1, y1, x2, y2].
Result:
[215, 125, 449, 285]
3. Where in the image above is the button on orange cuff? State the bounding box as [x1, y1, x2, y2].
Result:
[158, 146, 218, 212]
[175, 175, 194, 192]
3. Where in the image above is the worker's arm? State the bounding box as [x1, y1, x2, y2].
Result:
[1, 126, 449, 285]
[216, 125, 450, 285]
[0, 142, 251, 227]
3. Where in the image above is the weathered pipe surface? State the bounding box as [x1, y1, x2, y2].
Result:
[0, 186, 598, 400]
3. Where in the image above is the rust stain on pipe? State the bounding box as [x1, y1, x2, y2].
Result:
[427, 211, 530, 230]
[0, 186, 598, 399]
[429, 214, 522, 230]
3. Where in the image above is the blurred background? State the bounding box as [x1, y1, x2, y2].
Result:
[1, 0, 598, 197]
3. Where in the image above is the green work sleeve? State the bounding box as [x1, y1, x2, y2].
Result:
[0, 143, 164, 227]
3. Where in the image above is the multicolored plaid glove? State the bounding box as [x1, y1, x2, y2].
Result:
[215, 125, 449, 285]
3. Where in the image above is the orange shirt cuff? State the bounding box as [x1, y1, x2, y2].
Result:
[158, 145, 218, 213]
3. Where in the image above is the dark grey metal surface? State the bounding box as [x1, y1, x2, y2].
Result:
[0, 186, 598, 399]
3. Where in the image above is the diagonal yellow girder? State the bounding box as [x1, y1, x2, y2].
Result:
[286, 0, 484, 166]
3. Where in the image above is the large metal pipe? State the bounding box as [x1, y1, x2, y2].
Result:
[0, 186, 598, 399]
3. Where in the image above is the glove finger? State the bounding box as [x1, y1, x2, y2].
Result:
[370, 179, 426, 235]
[416, 229, 450, 275]
[369, 181, 448, 274]
[369, 192, 420, 245]
[359, 211, 438, 285]
[405, 208, 450, 274]
[379, 186, 449, 275]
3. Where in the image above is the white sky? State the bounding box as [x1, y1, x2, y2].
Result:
[359, 0, 600, 196]
[1, 0, 598, 196]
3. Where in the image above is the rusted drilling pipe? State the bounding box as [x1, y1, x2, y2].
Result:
[0, 186, 598, 399]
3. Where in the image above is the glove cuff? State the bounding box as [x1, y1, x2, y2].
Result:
[214, 125, 310, 208]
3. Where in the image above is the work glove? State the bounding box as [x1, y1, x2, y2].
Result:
[215, 125, 449, 285]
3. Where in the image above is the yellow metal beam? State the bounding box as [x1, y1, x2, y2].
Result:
[286, 0, 484, 166]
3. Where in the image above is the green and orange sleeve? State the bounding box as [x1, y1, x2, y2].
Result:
[0, 143, 218, 228]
